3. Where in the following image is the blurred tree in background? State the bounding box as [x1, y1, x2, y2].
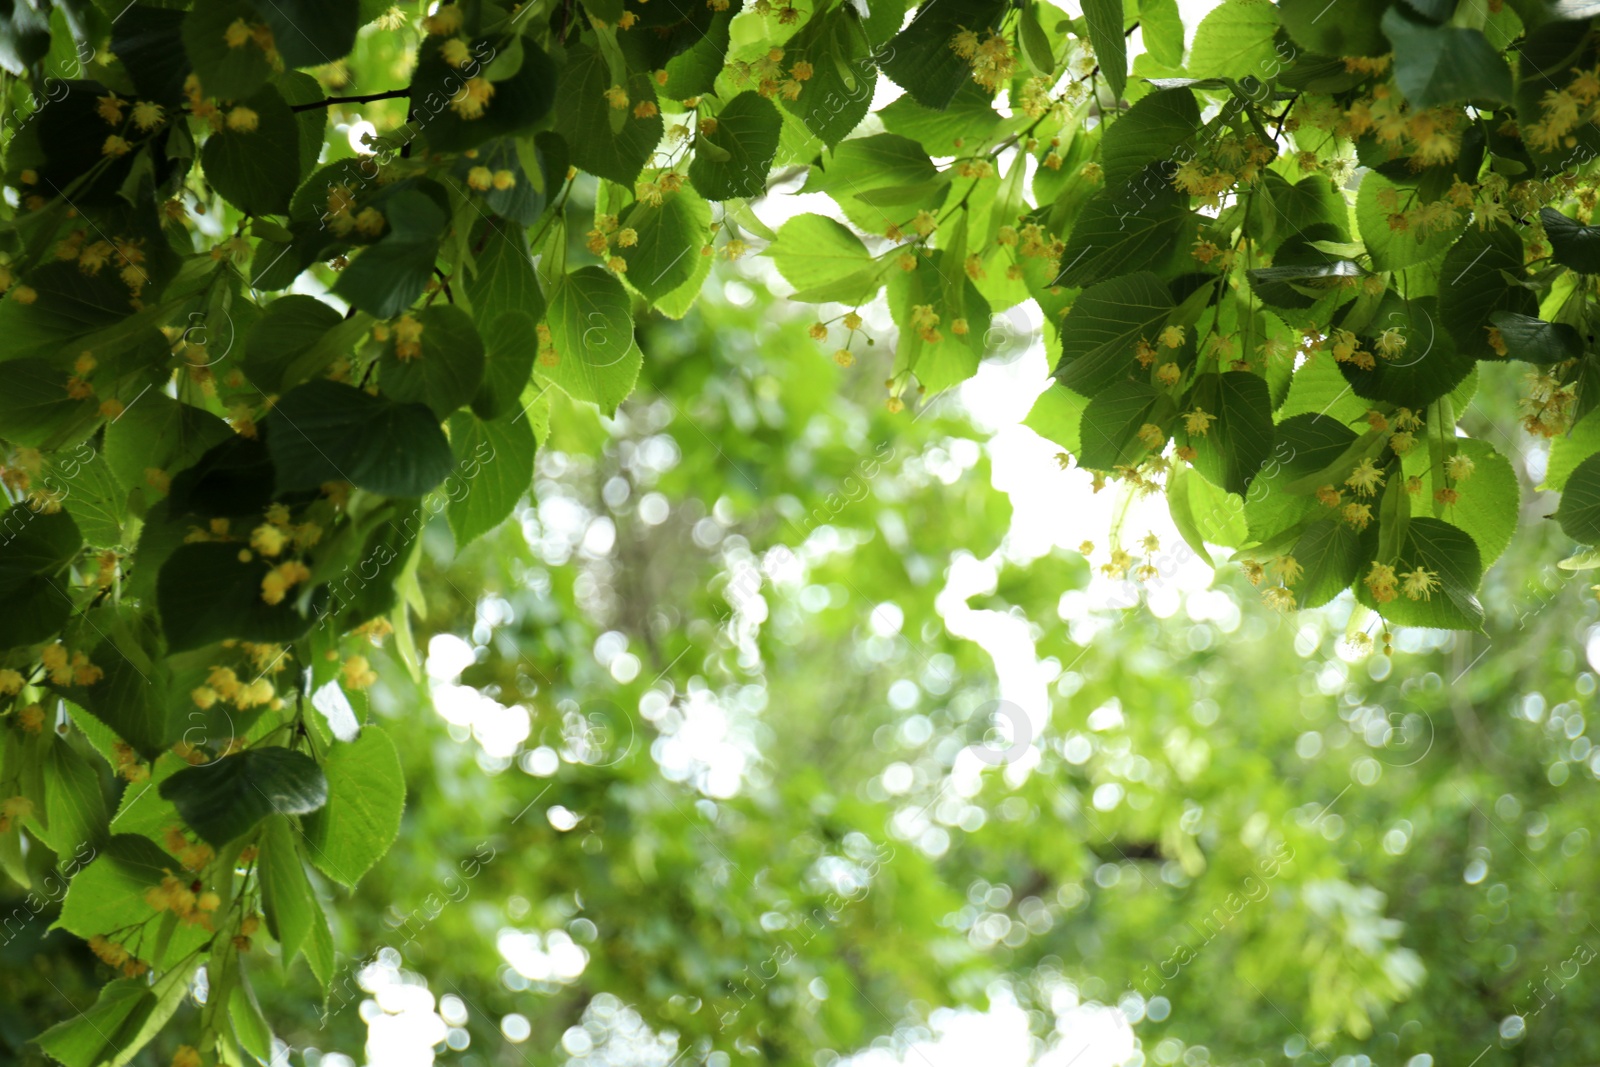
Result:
[8, 267, 1599, 1067]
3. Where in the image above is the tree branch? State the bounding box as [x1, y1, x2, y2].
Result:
[292, 88, 410, 112]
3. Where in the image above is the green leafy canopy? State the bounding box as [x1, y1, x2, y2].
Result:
[1, 0, 1598, 1059]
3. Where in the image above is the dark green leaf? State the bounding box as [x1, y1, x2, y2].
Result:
[156, 541, 320, 652]
[689, 91, 782, 200]
[268, 379, 454, 497]
[1082, 0, 1127, 100]
[380, 303, 486, 418]
[1540, 206, 1600, 273]
[446, 410, 535, 547]
[1489, 311, 1584, 363]
[1100, 89, 1198, 188]
[1438, 225, 1536, 359]
[619, 186, 711, 301]
[1557, 451, 1600, 544]
[258, 0, 358, 68]
[879, 0, 1008, 109]
[1078, 380, 1165, 470]
[159, 746, 328, 846]
[1381, 8, 1513, 107]
[1187, 371, 1274, 496]
[1054, 272, 1174, 397]
[552, 43, 663, 185]
[201, 84, 300, 215]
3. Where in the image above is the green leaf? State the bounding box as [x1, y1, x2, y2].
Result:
[1278, 355, 1368, 424]
[553, 43, 663, 185]
[40, 742, 108, 861]
[781, 6, 877, 146]
[1022, 383, 1089, 456]
[619, 186, 712, 302]
[259, 813, 316, 963]
[1356, 171, 1467, 271]
[1540, 207, 1600, 274]
[409, 36, 557, 152]
[1101, 88, 1198, 188]
[32, 979, 155, 1067]
[156, 542, 320, 653]
[0, 358, 97, 449]
[1078, 379, 1165, 470]
[201, 85, 301, 216]
[1290, 518, 1368, 609]
[104, 393, 233, 490]
[446, 410, 535, 547]
[1340, 295, 1475, 410]
[333, 190, 447, 319]
[1187, 0, 1281, 81]
[1489, 312, 1583, 364]
[467, 222, 545, 336]
[242, 295, 344, 394]
[0, 506, 79, 650]
[878, 80, 1002, 156]
[1545, 408, 1600, 491]
[1412, 438, 1519, 567]
[541, 266, 642, 415]
[1357, 516, 1485, 630]
[304, 894, 336, 990]
[1557, 451, 1600, 544]
[259, 0, 358, 69]
[1278, 0, 1389, 56]
[159, 746, 328, 846]
[1381, 8, 1513, 108]
[1082, 0, 1127, 100]
[472, 310, 539, 421]
[268, 379, 455, 497]
[689, 91, 782, 200]
[48, 450, 125, 549]
[229, 974, 275, 1062]
[380, 303, 486, 418]
[887, 251, 990, 393]
[56, 835, 210, 967]
[879, 0, 1008, 109]
[65, 639, 176, 761]
[1138, 0, 1185, 67]
[767, 213, 882, 304]
[1168, 462, 1247, 563]
[1054, 172, 1187, 288]
[1187, 371, 1274, 496]
[1054, 272, 1174, 398]
[1438, 225, 1536, 359]
[300, 725, 405, 886]
[805, 133, 943, 229]
[182, 0, 273, 100]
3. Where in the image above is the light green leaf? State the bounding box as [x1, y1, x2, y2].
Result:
[767, 213, 882, 304]
[300, 725, 405, 886]
[1188, 0, 1281, 81]
[446, 410, 535, 548]
[260, 814, 316, 963]
[542, 266, 641, 415]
